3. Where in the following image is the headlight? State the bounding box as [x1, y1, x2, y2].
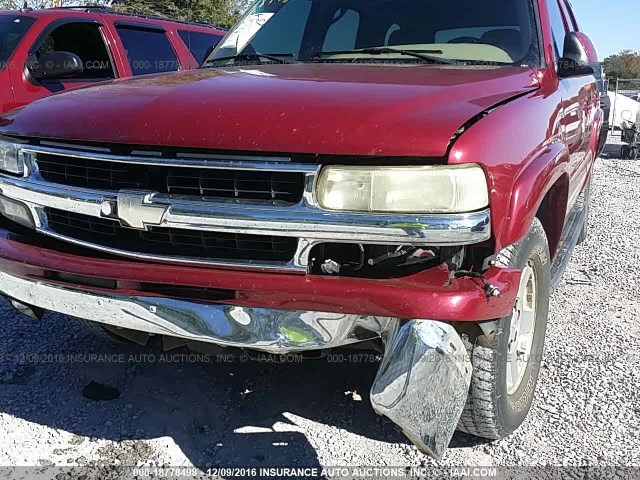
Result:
[317, 164, 489, 213]
[0, 137, 24, 175]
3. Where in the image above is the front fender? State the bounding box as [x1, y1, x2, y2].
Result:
[500, 141, 570, 250]
[449, 87, 565, 252]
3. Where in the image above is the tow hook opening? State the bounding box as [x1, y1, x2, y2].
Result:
[7, 297, 45, 321]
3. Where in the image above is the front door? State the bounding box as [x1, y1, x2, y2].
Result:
[14, 19, 118, 107]
[546, 0, 596, 210]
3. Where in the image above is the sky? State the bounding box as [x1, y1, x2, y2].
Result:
[571, 0, 639, 58]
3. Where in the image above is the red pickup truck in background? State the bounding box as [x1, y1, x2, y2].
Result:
[0, 6, 225, 114]
[0, 0, 602, 459]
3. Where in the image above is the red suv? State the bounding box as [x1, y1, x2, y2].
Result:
[0, 0, 602, 459]
[0, 6, 225, 114]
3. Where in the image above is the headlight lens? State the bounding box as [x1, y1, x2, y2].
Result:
[0, 137, 24, 175]
[317, 164, 489, 213]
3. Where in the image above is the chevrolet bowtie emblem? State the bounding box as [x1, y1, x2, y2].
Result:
[115, 190, 168, 230]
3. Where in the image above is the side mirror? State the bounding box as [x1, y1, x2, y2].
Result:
[557, 32, 595, 79]
[26, 51, 83, 80]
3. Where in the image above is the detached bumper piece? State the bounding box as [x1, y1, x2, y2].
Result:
[371, 321, 472, 459]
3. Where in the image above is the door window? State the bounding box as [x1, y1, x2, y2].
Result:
[178, 30, 223, 65]
[34, 22, 115, 79]
[0, 15, 36, 70]
[561, 0, 579, 31]
[116, 26, 179, 76]
[546, 0, 568, 59]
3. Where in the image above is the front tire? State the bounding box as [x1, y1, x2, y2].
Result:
[457, 218, 550, 439]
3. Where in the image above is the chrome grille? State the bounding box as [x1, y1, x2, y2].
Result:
[46, 208, 298, 262]
[36, 153, 305, 203]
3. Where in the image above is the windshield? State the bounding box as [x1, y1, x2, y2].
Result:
[206, 0, 540, 67]
[0, 15, 36, 70]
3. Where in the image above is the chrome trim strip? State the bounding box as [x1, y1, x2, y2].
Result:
[0, 271, 395, 353]
[1, 177, 107, 219]
[39, 140, 112, 152]
[0, 174, 492, 247]
[161, 201, 491, 244]
[37, 228, 303, 272]
[21, 145, 313, 172]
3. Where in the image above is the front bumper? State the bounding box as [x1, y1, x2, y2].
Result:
[372, 320, 472, 458]
[1, 267, 472, 459]
[0, 227, 520, 322]
[0, 270, 395, 353]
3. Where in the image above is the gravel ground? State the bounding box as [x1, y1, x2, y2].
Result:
[0, 139, 639, 478]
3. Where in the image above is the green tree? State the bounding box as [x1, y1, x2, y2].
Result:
[0, 0, 240, 28]
[603, 49, 640, 83]
[111, 0, 241, 28]
[1, 1, 109, 10]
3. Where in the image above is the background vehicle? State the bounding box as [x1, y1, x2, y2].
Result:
[0, 0, 601, 459]
[620, 109, 640, 158]
[592, 63, 610, 155]
[0, 5, 225, 114]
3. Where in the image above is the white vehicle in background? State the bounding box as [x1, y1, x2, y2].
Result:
[609, 91, 640, 130]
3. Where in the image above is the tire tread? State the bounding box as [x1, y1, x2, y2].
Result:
[457, 219, 548, 440]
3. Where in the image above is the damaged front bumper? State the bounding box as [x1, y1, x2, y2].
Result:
[0, 269, 473, 459]
[0, 271, 397, 353]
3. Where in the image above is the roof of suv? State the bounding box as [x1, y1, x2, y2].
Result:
[0, 6, 227, 35]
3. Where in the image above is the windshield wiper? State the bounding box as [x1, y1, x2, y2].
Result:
[203, 52, 301, 66]
[316, 47, 459, 65]
[455, 59, 513, 66]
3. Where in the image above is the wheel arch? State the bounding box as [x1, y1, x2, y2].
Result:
[499, 141, 570, 259]
[534, 173, 569, 259]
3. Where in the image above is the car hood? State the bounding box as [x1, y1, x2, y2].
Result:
[0, 64, 539, 157]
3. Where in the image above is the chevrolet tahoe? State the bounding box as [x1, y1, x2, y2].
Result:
[0, 0, 602, 459]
